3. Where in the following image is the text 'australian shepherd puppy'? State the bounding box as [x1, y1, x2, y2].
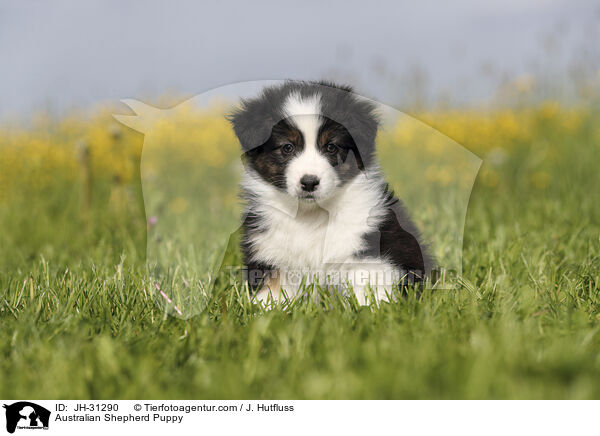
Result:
[228, 81, 433, 305]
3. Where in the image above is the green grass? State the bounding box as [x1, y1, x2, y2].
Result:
[1, 109, 600, 399]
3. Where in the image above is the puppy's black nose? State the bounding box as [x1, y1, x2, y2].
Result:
[300, 175, 320, 192]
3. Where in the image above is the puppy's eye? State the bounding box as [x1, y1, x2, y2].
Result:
[325, 143, 337, 154]
[281, 143, 295, 155]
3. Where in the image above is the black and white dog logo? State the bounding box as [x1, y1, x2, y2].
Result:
[3, 402, 50, 434]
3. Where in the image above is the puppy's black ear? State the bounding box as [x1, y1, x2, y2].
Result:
[227, 98, 275, 152]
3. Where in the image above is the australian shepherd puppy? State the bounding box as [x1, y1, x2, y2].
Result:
[229, 81, 432, 304]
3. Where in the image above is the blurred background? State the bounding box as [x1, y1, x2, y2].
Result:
[1, 0, 599, 119]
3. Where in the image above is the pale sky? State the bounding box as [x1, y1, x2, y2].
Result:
[0, 0, 597, 119]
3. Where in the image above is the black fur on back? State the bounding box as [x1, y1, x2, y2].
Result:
[360, 184, 434, 286]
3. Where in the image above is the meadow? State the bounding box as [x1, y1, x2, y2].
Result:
[0, 100, 599, 398]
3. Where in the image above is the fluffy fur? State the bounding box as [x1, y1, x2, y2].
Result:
[228, 81, 432, 304]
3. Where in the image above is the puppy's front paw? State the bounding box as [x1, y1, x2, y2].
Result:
[254, 275, 283, 308]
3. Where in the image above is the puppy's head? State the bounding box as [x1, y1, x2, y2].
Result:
[228, 81, 379, 202]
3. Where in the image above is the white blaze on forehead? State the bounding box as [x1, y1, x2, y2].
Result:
[282, 91, 322, 150]
[282, 91, 339, 200]
[282, 91, 322, 118]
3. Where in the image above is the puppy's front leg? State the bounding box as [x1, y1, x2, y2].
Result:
[340, 260, 397, 305]
[255, 273, 283, 305]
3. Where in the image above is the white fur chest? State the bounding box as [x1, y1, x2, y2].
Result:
[245, 171, 387, 270]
